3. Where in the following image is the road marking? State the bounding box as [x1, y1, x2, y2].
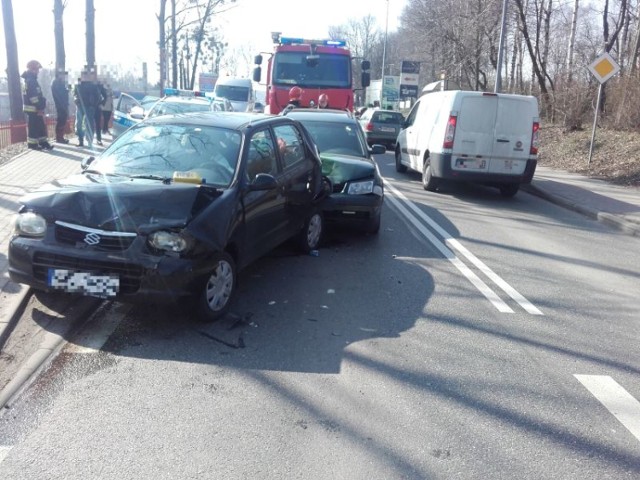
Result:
[385, 189, 513, 313]
[0, 445, 12, 464]
[574, 375, 640, 443]
[66, 304, 129, 354]
[385, 181, 542, 314]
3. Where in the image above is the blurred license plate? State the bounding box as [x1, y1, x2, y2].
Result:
[48, 269, 119, 297]
[380, 127, 395, 132]
[455, 158, 486, 169]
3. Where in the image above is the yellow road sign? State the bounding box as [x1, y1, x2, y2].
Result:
[587, 52, 620, 84]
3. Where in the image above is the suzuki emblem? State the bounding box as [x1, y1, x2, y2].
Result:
[84, 232, 101, 246]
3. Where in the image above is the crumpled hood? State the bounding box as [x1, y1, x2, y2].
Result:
[19, 173, 220, 233]
[319, 153, 376, 185]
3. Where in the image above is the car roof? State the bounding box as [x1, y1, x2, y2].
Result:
[285, 109, 357, 124]
[143, 111, 297, 131]
[156, 95, 211, 105]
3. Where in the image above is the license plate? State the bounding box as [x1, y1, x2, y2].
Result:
[455, 158, 486, 169]
[380, 127, 395, 132]
[48, 269, 119, 298]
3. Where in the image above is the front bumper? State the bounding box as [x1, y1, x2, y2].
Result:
[322, 191, 383, 228]
[8, 235, 215, 303]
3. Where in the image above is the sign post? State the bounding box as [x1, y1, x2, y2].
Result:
[586, 52, 620, 165]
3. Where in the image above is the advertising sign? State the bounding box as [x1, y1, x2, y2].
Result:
[400, 60, 420, 99]
[381, 75, 399, 104]
[401, 61, 420, 74]
[198, 73, 217, 92]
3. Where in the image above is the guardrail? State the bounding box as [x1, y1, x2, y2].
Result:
[0, 116, 75, 150]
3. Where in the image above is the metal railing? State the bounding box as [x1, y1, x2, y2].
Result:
[0, 116, 75, 149]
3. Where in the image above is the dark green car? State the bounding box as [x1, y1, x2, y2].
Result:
[285, 109, 385, 234]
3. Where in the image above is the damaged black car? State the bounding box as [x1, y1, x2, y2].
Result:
[9, 112, 326, 321]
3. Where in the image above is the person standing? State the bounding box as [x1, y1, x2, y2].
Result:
[73, 69, 101, 148]
[50, 69, 70, 144]
[101, 83, 114, 135]
[21, 60, 53, 151]
[93, 81, 107, 145]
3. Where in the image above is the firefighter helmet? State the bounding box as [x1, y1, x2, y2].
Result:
[289, 86, 302, 101]
[26, 60, 42, 71]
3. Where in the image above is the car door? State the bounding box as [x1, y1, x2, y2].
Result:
[399, 100, 420, 169]
[272, 123, 319, 237]
[112, 93, 142, 138]
[241, 128, 290, 261]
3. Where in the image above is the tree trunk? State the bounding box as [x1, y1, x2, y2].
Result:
[630, 3, 640, 73]
[566, 0, 579, 83]
[158, 0, 167, 93]
[53, 0, 66, 71]
[171, 0, 178, 88]
[85, 0, 96, 67]
[2, 0, 25, 133]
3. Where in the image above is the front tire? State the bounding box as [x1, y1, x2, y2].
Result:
[395, 146, 407, 173]
[422, 159, 440, 191]
[297, 210, 323, 253]
[499, 184, 520, 197]
[196, 252, 236, 322]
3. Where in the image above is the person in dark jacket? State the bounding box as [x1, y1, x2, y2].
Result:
[93, 81, 107, 145]
[21, 60, 53, 151]
[73, 69, 101, 148]
[50, 69, 70, 144]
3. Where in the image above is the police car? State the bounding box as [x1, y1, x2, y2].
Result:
[111, 88, 213, 138]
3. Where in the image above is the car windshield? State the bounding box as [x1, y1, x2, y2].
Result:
[273, 52, 351, 88]
[214, 85, 250, 101]
[147, 100, 212, 117]
[299, 120, 367, 157]
[91, 123, 241, 187]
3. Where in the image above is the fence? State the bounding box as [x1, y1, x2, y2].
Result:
[0, 116, 75, 150]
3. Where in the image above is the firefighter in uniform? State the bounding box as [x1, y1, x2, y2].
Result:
[21, 60, 53, 151]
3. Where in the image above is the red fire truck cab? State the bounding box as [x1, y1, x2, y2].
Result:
[253, 33, 370, 115]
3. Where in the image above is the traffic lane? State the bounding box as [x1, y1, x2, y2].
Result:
[2, 200, 638, 479]
[376, 151, 640, 467]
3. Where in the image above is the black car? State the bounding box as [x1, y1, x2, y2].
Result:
[358, 108, 405, 150]
[285, 109, 385, 234]
[9, 112, 326, 321]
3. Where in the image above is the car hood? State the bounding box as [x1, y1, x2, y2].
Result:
[19, 173, 222, 233]
[319, 153, 376, 184]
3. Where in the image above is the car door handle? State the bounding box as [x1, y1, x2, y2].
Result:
[496, 139, 510, 143]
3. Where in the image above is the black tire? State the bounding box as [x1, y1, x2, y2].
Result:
[422, 159, 439, 191]
[297, 210, 323, 253]
[395, 146, 407, 173]
[196, 252, 236, 322]
[365, 211, 381, 235]
[499, 184, 520, 197]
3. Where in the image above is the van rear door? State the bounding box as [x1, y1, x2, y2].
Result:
[452, 94, 497, 172]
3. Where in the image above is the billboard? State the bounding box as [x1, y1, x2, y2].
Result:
[381, 75, 400, 105]
[198, 73, 217, 92]
[400, 60, 420, 100]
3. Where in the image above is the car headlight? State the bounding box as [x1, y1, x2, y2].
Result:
[148, 231, 190, 253]
[346, 180, 374, 195]
[14, 212, 47, 237]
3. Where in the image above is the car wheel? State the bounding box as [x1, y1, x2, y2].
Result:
[365, 211, 381, 235]
[196, 252, 236, 322]
[422, 159, 440, 191]
[297, 210, 323, 253]
[395, 146, 407, 173]
[499, 184, 520, 197]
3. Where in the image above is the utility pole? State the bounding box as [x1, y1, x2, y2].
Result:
[495, 0, 508, 92]
[380, 0, 389, 106]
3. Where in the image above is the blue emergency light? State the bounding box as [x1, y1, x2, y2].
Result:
[164, 88, 205, 97]
[279, 37, 346, 47]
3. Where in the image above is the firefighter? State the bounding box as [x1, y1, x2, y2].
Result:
[281, 86, 302, 115]
[21, 60, 53, 150]
[318, 93, 330, 109]
[51, 69, 70, 144]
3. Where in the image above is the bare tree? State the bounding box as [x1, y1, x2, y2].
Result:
[53, 0, 66, 72]
[158, 0, 168, 92]
[2, 0, 25, 138]
[566, 0, 580, 83]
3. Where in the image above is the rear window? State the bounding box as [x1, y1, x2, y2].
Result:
[373, 112, 404, 124]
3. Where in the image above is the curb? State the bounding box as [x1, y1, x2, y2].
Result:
[522, 184, 640, 237]
[0, 285, 31, 352]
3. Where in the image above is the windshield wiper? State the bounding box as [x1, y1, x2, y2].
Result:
[83, 170, 125, 177]
[127, 174, 172, 184]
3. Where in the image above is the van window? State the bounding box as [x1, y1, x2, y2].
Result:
[458, 96, 498, 134]
[404, 101, 420, 127]
[214, 84, 250, 102]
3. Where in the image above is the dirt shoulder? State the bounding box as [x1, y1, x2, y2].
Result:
[539, 125, 640, 188]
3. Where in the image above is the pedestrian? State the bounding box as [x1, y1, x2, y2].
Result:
[73, 69, 101, 148]
[93, 80, 107, 145]
[101, 83, 114, 135]
[50, 69, 70, 144]
[21, 60, 53, 151]
[318, 93, 329, 109]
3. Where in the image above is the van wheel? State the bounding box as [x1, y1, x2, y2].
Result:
[422, 159, 439, 191]
[196, 252, 236, 322]
[499, 184, 519, 197]
[297, 210, 323, 253]
[395, 146, 407, 173]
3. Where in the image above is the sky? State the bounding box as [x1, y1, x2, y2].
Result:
[0, 0, 407, 85]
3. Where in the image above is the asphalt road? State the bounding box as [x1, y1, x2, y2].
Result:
[0, 152, 639, 479]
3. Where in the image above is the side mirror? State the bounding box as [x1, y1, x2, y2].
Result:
[306, 54, 319, 67]
[81, 155, 96, 171]
[249, 173, 278, 191]
[370, 145, 386, 155]
[252, 66, 262, 83]
[130, 106, 145, 119]
[361, 60, 371, 71]
[254, 54, 263, 65]
[361, 71, 371, 88]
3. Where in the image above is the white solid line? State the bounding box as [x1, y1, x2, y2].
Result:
[66, 304, 128, 354]
[385, 192, 514, 313]
[0, 446, 12, 464]
[574, 374, 640, 443]
[385, 181, 543, 315]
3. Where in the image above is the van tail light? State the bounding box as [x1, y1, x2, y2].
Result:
[443, 115, 457, 149]
[366, 122, 374, 131]
[530, 121, 540, 155]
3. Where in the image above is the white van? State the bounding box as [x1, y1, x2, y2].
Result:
[213, 77, 256, 112]
[395, 90, 540, 197]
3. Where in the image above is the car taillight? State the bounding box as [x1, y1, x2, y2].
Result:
[443, 115, 457, 149]
[366, 122, 374, 131]
[530, 121, 540, 155]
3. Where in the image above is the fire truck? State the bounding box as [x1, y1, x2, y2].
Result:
[253, 32, 370, 115]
